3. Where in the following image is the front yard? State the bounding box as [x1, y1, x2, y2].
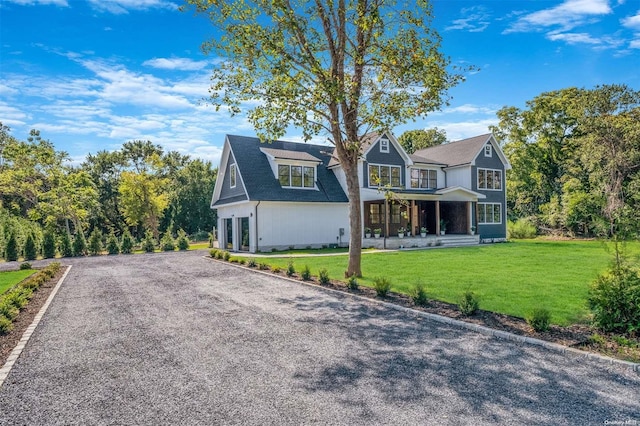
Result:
[238, 240, 640, 326]
[0, 270, 35, 295]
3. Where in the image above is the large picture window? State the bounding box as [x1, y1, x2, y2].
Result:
[278, 164, 315, 188]
[478, 203, 502, 224]
[369, 164, 402, 187]
[410, 169, 437, 189]
[477, 168, 502, 190]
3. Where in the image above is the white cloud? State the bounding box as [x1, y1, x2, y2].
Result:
[0, 84, 19, 97]
[630, 38, 640, 48]
[424, 119, 499, 142]
[87, 0, 177, 14]
[446, 6, 491, 33]
[143, 57, 209, 71]
[505, 0, 612, 33]
[3, 0, 68, 5]
[0, 102, 30, 127]
[547, 31, 602, 44]
[621, 11, 640, 30]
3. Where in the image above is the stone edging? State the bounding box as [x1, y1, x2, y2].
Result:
[207, 257, 639, 373]
[0, 265, 73, 388]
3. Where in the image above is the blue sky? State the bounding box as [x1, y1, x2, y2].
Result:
[1, 0, 639, 166]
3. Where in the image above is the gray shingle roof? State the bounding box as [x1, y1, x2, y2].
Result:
[260, 147, 322, 163]
[413, 134, 492, 167]
[409, 154, 447, 166]
[218, 135, 348, 204]
[327, 132, 381, 168]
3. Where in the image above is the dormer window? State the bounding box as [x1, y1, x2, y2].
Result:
[230, 163, 237, 188]
[278, 164, 315, 188]
[380, 137, 389, 153]
[484, 144, 492, 157]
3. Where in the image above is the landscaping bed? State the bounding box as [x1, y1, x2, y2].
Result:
[0, 265, 66, 367]
[209, 251, 640, 364]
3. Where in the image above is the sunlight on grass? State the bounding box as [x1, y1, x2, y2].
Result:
[237, 240, 640, 326]
[0, 269, 36, 295]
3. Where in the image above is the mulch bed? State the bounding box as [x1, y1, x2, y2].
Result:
[0, 267, 67, 367]
[246, 263, 639, 363]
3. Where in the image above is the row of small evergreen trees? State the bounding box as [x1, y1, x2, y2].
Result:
[2, 228, 190, 261]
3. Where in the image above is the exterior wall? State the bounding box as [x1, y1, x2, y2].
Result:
[362, 139, 407, 187]
[445, 166, 471, 189]
[472, 142, 507, 240]
[216, 202, 258, 252]
[257, 202, 350, 251]
[218, 149, 247, 201]
[405, 166, 445, 190]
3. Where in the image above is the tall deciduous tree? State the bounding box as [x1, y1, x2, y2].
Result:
[398, 128, 447, 154]
[184, 0, 464, 276]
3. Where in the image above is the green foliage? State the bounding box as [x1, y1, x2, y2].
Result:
[588, 257, 640, 334]
[120, 229, 134, 254]
[142, 231, 156, 253]
[5, 233, 18, 261]
[247, 258, 257, 267]
[42, 230, 56, 259]
[301, 265, 311, 281]
[258, 262, 269, 270]
[318, 268, 330, 284]
[88, 228, 103, 255]
[72, 231, 87, 257]
[507, 218, 537, 240]
[222, 251, 230, 261]
[0, 315, 12, 334]
[398, 128, 447, 154]
[19, 262, 32, 270]
[347, 275, 359, 290]
[106, 232, 120, 255]
[527, 308, 551, 332]
[373, 277, 392, 297]
[160, 232, 176, 251]
[458, 291, 480, 316]
[59, 232, 73, 258]
[23, 233, 38, 260]
[5, 291, 28, 310]
[286, 261, 295, 277]
[177, 229, 190, 251]
[0, 300, 19, 321]
[271, 265, 281, 273]
[409, 281, 429, 306]
[209, 249, 219, 258]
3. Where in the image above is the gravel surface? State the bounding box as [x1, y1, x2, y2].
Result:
[0, 251, 639, 425]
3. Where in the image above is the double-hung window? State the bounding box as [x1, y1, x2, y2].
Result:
[478, 203, 502, 224]
[477, 168, 502, 190]
[278, 164, 315, 188]
[369, 164, 401, 187]
[410, 169, 437, 189]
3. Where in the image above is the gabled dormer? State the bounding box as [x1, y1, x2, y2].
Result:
[362, 131, 412, 189]
[260, 147, 322, 190]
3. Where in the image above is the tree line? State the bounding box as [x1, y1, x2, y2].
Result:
[0, 123, 217, 260]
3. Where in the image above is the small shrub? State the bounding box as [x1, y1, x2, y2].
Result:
[177, 229, 190, 251]
[59, 232, 73, 258]
[222, 251, 231, 261]
[72, 231, 87, 257]
[106, 232, 120, 255]
[247, 258, 257, 267]
[318, 268, 330, 284]
[161, 232, 176, 251]
[142, 231, 156, 253]
[458, 291, 480, 316]
[6, 291, 28, 310]
[238, 259, 246, 265]
[215, 250, 224, 260]
[42, 230, 56, 259]
[347, 275, 359, 290]
[209, 249, 218, 258]
[409, 281, 429, 306]
[258, 262, 269, 270]
[19, 262, 32, 270]
[373, 277, 392, 297]
[286, 261, 295, 277]
[120, 229, 134, 254]
[0, 301, 19, 321]
[301, 265, 311, 281]
[5, 233, 18, 261]
[0, 315, 13, 334]
[507, 218, 537, 239]
[88, 229, 103, 256]
[272, 266, 281, 273]
[230, 258, 238, 263]
[23, 233, 38, 261]
[527, 308, 551, 332]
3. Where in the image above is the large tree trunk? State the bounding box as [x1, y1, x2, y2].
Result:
[342, 158, 362, 277]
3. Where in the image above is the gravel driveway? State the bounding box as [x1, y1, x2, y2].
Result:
[0, 251, 638, 425]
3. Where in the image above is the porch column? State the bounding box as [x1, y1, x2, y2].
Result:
[435, 200, 441, 235]
[410, 200, 417, 236]
[467, 201, 472, 234]
[384, 198, 390, 238]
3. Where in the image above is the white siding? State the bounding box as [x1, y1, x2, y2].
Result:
[445, 166, 472, 188]
[257, 202, 350, 250]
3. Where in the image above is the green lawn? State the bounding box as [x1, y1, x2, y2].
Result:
[0, 270, 36, 295]
[238, 240, 640, 326]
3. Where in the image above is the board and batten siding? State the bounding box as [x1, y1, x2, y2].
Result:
[443, 166, 471, 189]
[257, 201, 350, 251]
[218, 149, 248, 202]
[472, 142, 507, 240]
[362, 139, 407, 187]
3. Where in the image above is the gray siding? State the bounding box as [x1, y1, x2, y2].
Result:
[363, 139, 407, 187]
[472, 142, 507, 239]
[218, 149, 248, 202]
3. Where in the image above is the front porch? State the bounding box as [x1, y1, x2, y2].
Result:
[362, 233, 480, 250]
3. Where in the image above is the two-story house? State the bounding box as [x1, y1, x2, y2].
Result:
[211, 132, 510, 252]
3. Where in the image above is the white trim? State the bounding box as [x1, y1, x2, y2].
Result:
[230, 163, 237, 188]
[484, 144, 492, 157]
[380, 137, 390, 153]
[471, 135, 511, 170]
[362, 130, 413, 165]
[368, 163, 402, 188]
[211, 137, 249, 208]
[478, 202, 503, 224]
[277, 164, 317, 190]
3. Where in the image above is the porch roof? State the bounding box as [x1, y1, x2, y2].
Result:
[362, 186, 485, 201]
